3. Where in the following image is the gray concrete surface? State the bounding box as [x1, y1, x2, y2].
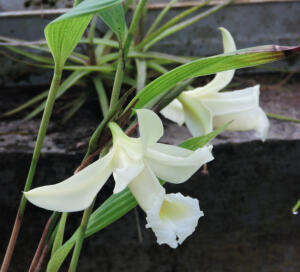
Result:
[0, 1, 300, 86]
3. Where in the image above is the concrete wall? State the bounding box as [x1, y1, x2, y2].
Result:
[0, 1, 300, 85]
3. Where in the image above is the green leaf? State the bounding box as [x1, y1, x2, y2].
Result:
[51, 213, 68, 256]
[145, 0, 179, 37]
[267, 112, 300, 123]
[292, 199, 300, 214]
[179, 122, 231, 150]
[135, 59, 147, 91]
[47, 239, 76, 272]
[98, 3, 127, 46]
[93, 76, 109, 117]
[142, 0, 231, 51]
[80, 37, 119, 48]
[139, 0, 211, 50]
[5, 46, 54, 64]
[1, 91, 48, 117]
[127, 45, 300, 111]
[45, 0, 122, 67]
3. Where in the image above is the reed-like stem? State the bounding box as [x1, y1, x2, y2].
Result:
[68, 199, 96, 272]
[1, 67, 62, 272]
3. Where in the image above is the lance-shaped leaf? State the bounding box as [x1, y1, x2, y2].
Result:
[127, 45, 300, 111]
[98, 3, 127, 46]
[45, 0, 123, 68]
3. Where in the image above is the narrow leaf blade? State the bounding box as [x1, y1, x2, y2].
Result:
[98, 3, 127, 46]
[129, 45, 300, 111]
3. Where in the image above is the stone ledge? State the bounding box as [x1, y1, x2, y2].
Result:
[1, 76, 299, 153]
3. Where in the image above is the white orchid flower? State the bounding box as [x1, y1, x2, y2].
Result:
[161, 27, 269, 141]
[25, 109, 213, 247]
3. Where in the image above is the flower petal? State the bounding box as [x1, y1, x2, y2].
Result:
[24, 149, 115, 212]
[112, 147, 144, 193]
[179, 93, 213, 136]
[109, 122, 143, 161]
[202, 85, 260, 116]
[213, 107, 270, 141]
[189, 27, 236, 97]
[128, 164, 165, 211]
[160, 99, 185, 126]
[145, 142, 214, 183]
[146, 193, 203, 248]
[137, 109, 164, 149]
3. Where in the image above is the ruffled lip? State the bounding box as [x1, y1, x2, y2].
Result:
[145, 193, 204, 248]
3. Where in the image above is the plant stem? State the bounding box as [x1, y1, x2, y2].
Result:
[123, 0, 148, 57]
[66, 45, 128, 270]
[109, 49, 124, 109]
[62, 2, 149, 270]
[20, 67, 62, 213]
[109, 0, 148, 109]
[1, 67, 62, 272]
[28, 213, 59, 272]
[68, 199, 96, 272]
[88, 16, 97, 65]
[93, 76, 109, 116]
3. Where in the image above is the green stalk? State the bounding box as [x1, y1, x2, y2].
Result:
[135, 59, 147, 92]
[67, 48, 126, 272]
[67, 46, 125, 272]
[109, 49, 125, 109]
[66, 2, 150, 270]
[1, 66, 62, 272]
[20, 67, 62, 212]
[123, 0, 148, 58]
[68, 199, 96, 272]
[88, 16, 97, 65]
[110, 0, 148, 107]
[93, 76, 109, 116]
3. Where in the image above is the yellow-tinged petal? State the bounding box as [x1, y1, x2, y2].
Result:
[24, 149, 115, 212]
[179, 93, 212, 136]
[146, 193, 203, 248]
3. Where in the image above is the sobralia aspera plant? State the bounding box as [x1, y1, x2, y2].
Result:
[1, 0, 300, 271]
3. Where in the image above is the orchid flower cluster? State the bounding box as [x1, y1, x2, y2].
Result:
[25, 28, 269, 249]
[25, 109, 213, 248]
